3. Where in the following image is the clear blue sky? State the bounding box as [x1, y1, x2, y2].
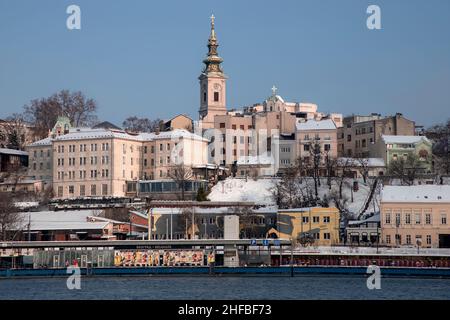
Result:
[1, 0, 449, 127]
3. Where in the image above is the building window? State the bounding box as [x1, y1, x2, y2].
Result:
[414, 212, 421, 224]
[426, 235, 432, 245]
[68, 185, 74, 194]
[220, 123, 225, 128]
[102, 184, 108, 196]
[203, 92, 206, 102]
[80, 185, 85, 197]
[91, 185, 97, 196]
[425, 213, 432, 225]
[214, 91, 219, 102]
[441, 213, 447, 225]
[395, 213, 401, 226]
[323, 233, 331, 240]
[385, 212, 391, 224]
[324, 144, 330, 151]
[405, 213, 411, 224]
[323, 216, 330, 223]
[313, 216, 319, 223]
[406, 235, 411, 245]
[302, 217, 309, 224]
[386, 235, 391, 244]
[58, 186, 63, 197]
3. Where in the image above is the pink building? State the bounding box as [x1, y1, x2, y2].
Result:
[295, 119, 338, 164]
[381, 185, 450, 248]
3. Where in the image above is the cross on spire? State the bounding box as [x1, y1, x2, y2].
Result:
[271, 85, 278, 95]
[210, 14, 215, 29]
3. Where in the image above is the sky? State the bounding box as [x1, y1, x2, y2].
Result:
[0, 0, 449, 127]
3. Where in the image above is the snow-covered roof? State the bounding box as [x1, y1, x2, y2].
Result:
[381, 185, 450, 203]
[51, 128, 207, 143]
[133, 206, 277, 216]
[0, 148, 28, 156]
[28, 137, 52, 147]
[348, 213, 380, 225]
[381, 135, 430, 145]
[296, 119, 336, 131]
[278, 207, 332, 212]
[337, 157, 385, 167]
[14, 210, 112, 231]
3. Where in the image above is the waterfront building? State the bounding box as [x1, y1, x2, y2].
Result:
[8, 210, 141, 241]
[346, 213, 381, 245]
[380, 185, 450, 248]
[370, 134, 433, 174]
[276, 207, 341, 246]
[138, 205, 277, 240]
[337, 113, 416, 158]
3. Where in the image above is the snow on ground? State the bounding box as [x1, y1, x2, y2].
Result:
[208, 177, 378, 217]
[208, 178, 277, 205]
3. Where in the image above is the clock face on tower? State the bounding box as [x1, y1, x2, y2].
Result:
[213, 83, 221, 91]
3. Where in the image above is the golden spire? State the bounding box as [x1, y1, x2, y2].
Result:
[203, 14, 223, 74]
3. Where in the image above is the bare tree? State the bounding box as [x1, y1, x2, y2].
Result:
[306, 140, 322, 199]
[387, 154, 423, 185]
[272, 166, 300, 209]
[1, 113, 28, 150]
[168, 164, 193, 200]
[0, 162, 28, 195]
[179, 208, 200, 239]
[329, 189, 352, 227]
[355, 157, 370, 184]
[324, 151, 336, 189]
[357, 177, 380, 219]
[0, 192, 23, 241]
[123, 116, 162, 133]
[426, 119, 450, 176]
[23, 90, 98, 139]
[334, 158, 353, 199]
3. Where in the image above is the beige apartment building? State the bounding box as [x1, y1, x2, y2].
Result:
[338, 113, 415, 158]
[28, 128, 208, 199]
[381, 185, 450, 248]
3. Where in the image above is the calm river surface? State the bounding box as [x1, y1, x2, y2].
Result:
[1, 275, 450, 300]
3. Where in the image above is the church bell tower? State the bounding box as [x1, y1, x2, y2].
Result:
[198, 15, 228, 129]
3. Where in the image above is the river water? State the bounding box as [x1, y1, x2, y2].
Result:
[1, 275, 450, 299]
